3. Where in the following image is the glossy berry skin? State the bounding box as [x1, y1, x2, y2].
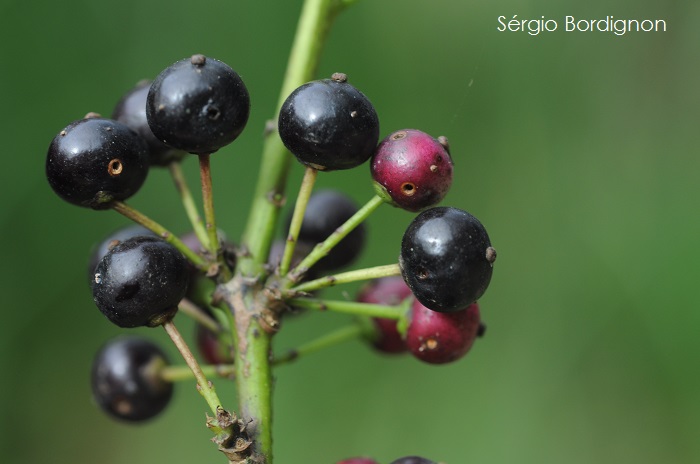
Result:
[112, 80, 185, 166]
[357, 276, 412, 354]
[91, 336, 173, 422]
[147, 54, 250, 154]
[337, 459, 380, 464]
[92, 236, 190, 328]
[287, 189, 366, 272]
[406, 300, 481, 364]
[278, 73, 379, 171]
[390, 457, 437, 464]
[87, 224, 157, 282]
[371, 129, 453, 212]
[400, 206, 495, 313]
[46, 117, 149, 209]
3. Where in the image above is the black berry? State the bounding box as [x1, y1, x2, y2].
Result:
[92, 236, 190, 328]
[46, 116, 149, 209]
[112, 80, 185, 166]
[400, 207, 495, 312]
[406, 300, 481, 364]
[87, 224, 157, 283]
[371, 129, 453, 212]
[147, 54, 250, 154]
[91, 336, 173, 422]
[286, 189, 366, 272]
[278, 73, 379, 170]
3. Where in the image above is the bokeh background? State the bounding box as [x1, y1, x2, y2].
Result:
[1, 0, 698, 463]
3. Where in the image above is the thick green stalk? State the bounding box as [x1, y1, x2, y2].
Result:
[238, 0, 347, 278]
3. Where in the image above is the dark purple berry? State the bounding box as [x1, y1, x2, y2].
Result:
[400, 207, 495, 312]
[147, 54, 250, 154]
[92, 236, 190, 328]
[406, 300, 481, 364]
[46, 116, 149, 209]
[91, 336, 173, 422]
[87, 224, 157, 282]
[195, 322, 234, 365]
[278, 73, 379, 171]
[390, 457, 437, 464]
[357, 276, 412, 354]
[112, 80, 185, 166]
[371, 129, 453, 212]
[287, 189, 366, 272]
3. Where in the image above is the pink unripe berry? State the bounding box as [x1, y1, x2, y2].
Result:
[406, 300, 481, 364]
[371, 129, 453, 212]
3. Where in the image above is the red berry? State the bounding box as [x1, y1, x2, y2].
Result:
[405, 300, 481, 364]
[195, 322, 234, 365]
[371, 129, 453, 212]
[357, 276, 412, 354]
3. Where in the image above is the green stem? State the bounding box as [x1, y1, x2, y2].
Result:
[161, 363, 236, 382]
[290, 263, 401, 293]
[238, 0, 348, 278]
[168, 162, 209, 250]
[162, 320, 226, 415]
[279, 166, 318, 276]
[111, 201, 208, 271]
[198, 153, 219, 257]
[287, 194, 384, 283]
[273, 323, 363, 366]
[287, 297, 406, 319]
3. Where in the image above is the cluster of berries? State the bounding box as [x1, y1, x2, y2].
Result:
[45, 52, 496, 462]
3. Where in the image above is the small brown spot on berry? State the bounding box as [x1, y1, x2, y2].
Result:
[401, 182, 416, 196]
[430, 165, 438, 172]
[485, 246, 497, 264]
[391, 131, 407, 141]
[191, 54, 206, 66]
[84, 112, 101, 119]
[108, 159, 123, 177]
[60, 130, 67, 136]
[425, 338, 438, 350]
[331, 72, 347, 82]
[350, 110, 357, 118]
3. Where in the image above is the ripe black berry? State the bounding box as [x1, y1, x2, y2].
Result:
[390, 457, 437, 464]
[112, 80, 185, 166]
[286, 189, 366, 272]
[87, 224, 157, 282]
[147, 54, 250, 154]
[46, 116, 149, 209]
[278, 73, 379, 170]
[400, 207, 495, 312]
[371, 129, 453, 212]
[406, 300, 481, 364]
[92, 236, 190, 328]
[91, 336, 173, 422]
[357, 276, 412, 354]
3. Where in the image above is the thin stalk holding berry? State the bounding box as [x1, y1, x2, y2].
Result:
[279, 166, 318, 276]
[168, 161, 209, 250]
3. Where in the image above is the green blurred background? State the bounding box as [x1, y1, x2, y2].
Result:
[1, 0, 698, 463]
